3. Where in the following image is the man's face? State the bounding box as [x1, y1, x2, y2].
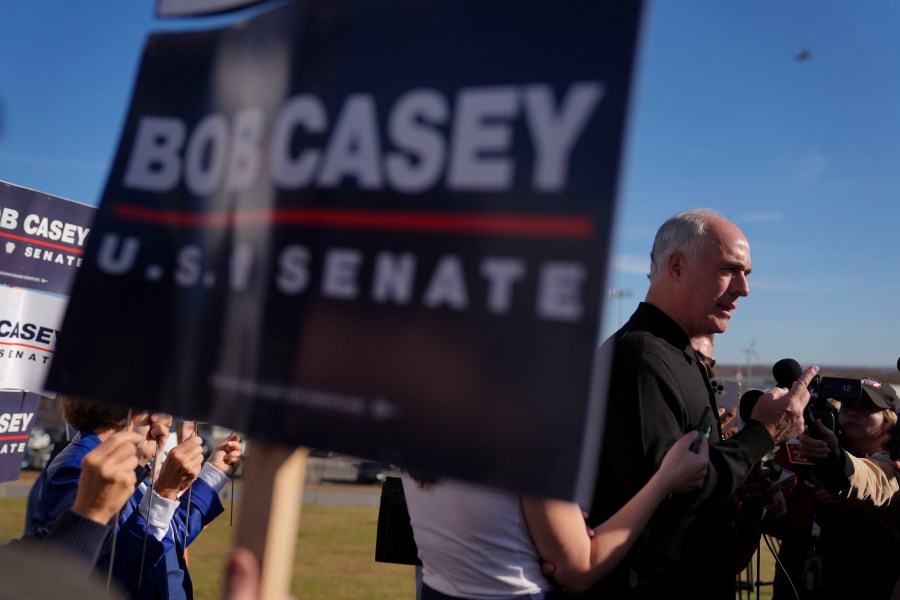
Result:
[678, 220, 751, 337]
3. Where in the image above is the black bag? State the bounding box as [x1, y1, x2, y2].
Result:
[374, 476, 421, 565]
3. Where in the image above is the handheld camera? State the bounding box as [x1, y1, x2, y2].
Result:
[802, 374, 859, 439]
[773, 358, 857, 437]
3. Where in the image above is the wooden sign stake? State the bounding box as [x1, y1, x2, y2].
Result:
[235, 441, 308, 600]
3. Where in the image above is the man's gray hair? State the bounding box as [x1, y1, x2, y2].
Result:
[648, 208, 725, 281]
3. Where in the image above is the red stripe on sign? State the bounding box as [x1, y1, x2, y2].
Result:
[113, 204, 594, 240]
[0, 231, 85, 254]
[0, 435, 29, 441]
[0, 341, 53, 354]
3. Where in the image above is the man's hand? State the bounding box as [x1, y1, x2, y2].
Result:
[154, 435, 204, 500]
[209, 433, 243, 477]
[750, 365, 819, 444]
[73, 431, 143, 524]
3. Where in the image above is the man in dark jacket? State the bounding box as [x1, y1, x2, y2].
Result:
[587, 208, 817, 598]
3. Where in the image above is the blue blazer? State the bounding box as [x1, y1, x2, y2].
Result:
[29, 431, 224, 599]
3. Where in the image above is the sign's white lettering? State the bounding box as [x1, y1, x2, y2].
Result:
[123, 82, 605, 196]
[0, 412, 34, 434]
[0, 208, 91, 246]
[96, 234, 586, 322]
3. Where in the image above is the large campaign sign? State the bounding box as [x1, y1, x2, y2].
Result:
[48, 0, 644, 500]
[0, 182, 95, 394]
[0, 391, 40, 482]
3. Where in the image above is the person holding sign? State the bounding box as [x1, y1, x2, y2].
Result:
[147, 430, 243, 599]
[27, 395, 239, 599]
[401, 431, 708, 598]
[0, 430, 143, 599]
[6, 430, 143, 567]
[589, 209, 818, 598]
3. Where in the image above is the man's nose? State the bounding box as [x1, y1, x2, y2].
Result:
[733, 271, 750, 297]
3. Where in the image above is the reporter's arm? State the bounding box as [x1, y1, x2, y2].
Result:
[522, 432, 708, 594]
[838, 452, 899, 507]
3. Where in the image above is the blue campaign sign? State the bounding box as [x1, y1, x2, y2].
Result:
[48, 0, 644, 501]
[0, 182, 95, 394]
[0, 391, 40, 482]
[0, 181, 95, 297]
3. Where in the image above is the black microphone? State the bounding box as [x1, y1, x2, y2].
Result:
[773, 358, 802, 389]
[896, 356, 900, 374]
[738, 389, 765, 425]
[772, 358, 819, 431]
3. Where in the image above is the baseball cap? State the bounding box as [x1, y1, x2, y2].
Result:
[859, 377, 899, 411]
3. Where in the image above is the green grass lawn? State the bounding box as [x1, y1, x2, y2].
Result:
[0, 493, 781, 599]
[0, 495, 414, 599]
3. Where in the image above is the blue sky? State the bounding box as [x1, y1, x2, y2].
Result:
[0, 1, 898, 370]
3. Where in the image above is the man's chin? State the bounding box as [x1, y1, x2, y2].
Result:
[709, 317, 729, 334]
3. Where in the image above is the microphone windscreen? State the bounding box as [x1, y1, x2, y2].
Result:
[739, 389, 765, 425]
[897, 356, 900, 374]
[772, 358, 802, 388]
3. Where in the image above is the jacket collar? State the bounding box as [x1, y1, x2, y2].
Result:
[71, 429, 103, 451]
[626, 302, 698, 364]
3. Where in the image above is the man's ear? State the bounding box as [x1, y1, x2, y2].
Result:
[668, 251, 685, 278]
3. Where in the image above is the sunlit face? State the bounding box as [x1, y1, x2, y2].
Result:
[677, 220, 751, 337]
[839, 399, 888, 449]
